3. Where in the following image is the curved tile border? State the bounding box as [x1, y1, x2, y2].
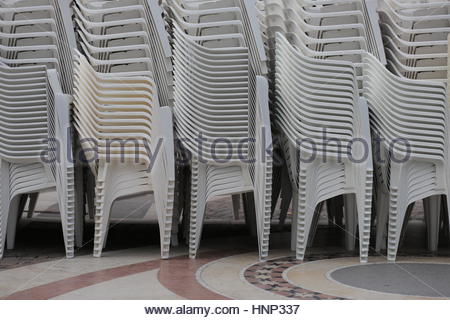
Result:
[3, 259, 162, 300]
[158, 250, 247, 300]
[2, 249, 243, 300]
[196, 252, 289, 300]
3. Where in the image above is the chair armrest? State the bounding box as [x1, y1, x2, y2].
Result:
[254, 75, 272, 164]
[47, 69, 73, 169]
[447, 33, 449, 107]
[151, 106, 175, 182]
[364, 0, 387, 64]
[243, 0, 268, 72]
[351, 97, 374, 183]
[145, 0, 173, 60]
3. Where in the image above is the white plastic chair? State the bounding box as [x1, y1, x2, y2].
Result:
[261, 0, 383, 256]
[363, 53, 450, 261]
[73, 52, 175, 259]
[274, 33, 373, 262]
[0, 0, 77, 259]
[378, 0, 450, 83]
[0, 63, 74, 259]
[73, 0, 177, 258]
[168, 0, 273, 260]
[262, 0, 386, 89]
[73, 0, 173, 106]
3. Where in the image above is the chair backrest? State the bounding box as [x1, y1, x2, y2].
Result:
[74, 0, 174, 106]
[275, 33, 360, 160]
[0, 63, 49, 163]
[73, 51, 159, 166]
[0, 0, 76, 94]
[172, 23, 250, 162]
[363, 53, 448, 162]
[378, 0, 450, 82]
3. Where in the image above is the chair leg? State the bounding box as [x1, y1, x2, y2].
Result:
[74, 163, 84, 248]
[254, 156, 272, 260]
[18, 194, 28, 220]
[290, 189, 299, 252]
[93, 164, 114, 258]
[335, 197, 344, 228]
[375, 190, 389, 252]
[232, 194, 241, 220]
[399, 203, 414, 250]
[0, 160, 10, 258]
[296, 201, 316, 260]
[387, 188, 408, 262]
[327, 196, 344, 228]
[344, 194, 358, 252]
[86, 169, 96, 220]
[171, 213, 180, 247]
[441, 196, 449, 239]
[445, 195, 450, 243]
[307, 202, 323, 248]
[171, 166, 185, 247]
[56, 161, 76, 259]
[6, 196, 21, 250]
[371, 192, 377, 227]
[424, 195, 441, 253]
[356, 170, 373, 263]
[279, 174, 292, 226]
[326, 199, 334, 227]
[254, 191, 271, 259]
[188, 160, 207, 259]
[243, 192, 257, 237]
[296, 169, 316, 261]
[181, 167, 191, 245]
[157, 197, 174, 260]
[153, 177, 174, 259]
[270, 164, 282, 219]
[27, 193, 39, 219]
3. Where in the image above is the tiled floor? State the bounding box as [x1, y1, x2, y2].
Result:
[1, 193, 450, 300]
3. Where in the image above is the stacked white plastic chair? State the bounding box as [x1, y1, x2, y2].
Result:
[262, 0, 383, 260]
[260, 0, 385, 238]
[274, 32, 373, 262]
[73, 0, 175, 258]
[263, 0, 386, 90]
[0, 0, 76, 258]
[378, 0, 449, 83]
[363, 53, 450, 262]
[74, 0, 173, 106]
[166, 0, 273, 260]
[373, 0, 450, 257]
[0, 0, 76, 93]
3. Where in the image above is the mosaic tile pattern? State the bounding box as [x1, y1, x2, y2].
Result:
[0, 251, 69, 271]
[244, 255, 350, 300]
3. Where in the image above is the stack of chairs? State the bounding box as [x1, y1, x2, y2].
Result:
[1, 0, 448, 263]
[263, 0, 386, 90]
[260, 0, 383, 261]
[378, 0, 449, 83]
[166, 0, 273, 260]
[274, 32, 373, 263]
[261, 0, 385, 240]
[373, 0, 450, 258]
[74, 0, 173, 105]
[0, 0, 76, 259]
[73, 0, 175, 258]
[363, 52, 450, 262]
